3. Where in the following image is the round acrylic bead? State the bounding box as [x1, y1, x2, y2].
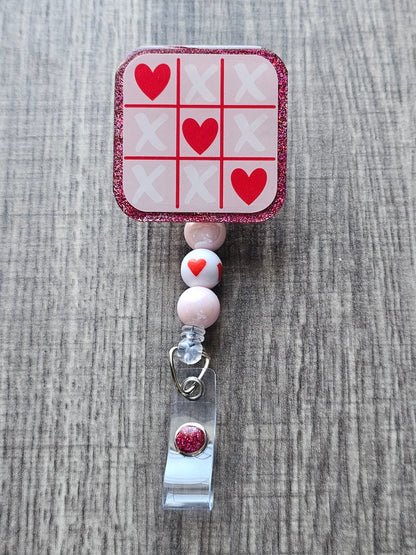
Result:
[184, 223, 226, 251]
[177, 286, 220, 328]
[181, 248, 223, 289]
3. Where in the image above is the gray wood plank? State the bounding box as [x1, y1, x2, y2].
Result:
[0, 0, 415, 553]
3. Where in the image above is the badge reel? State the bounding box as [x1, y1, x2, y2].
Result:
[113, 46, 287, 510]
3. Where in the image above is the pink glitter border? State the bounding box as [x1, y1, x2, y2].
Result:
[113, 46, 287, 223]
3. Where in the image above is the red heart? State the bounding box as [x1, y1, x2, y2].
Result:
[231, 168, 267, 205]
[188, 259, 206, 276]
[134, 64, 171, 100]
[182, 118, 218, 154]
[217, 263, 223, 281]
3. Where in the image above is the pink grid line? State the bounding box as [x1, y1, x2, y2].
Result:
[176, 58, 180, 208]
[125, 104, 276, 109]
[219, 58, 224, 209]
[124, 156, 276, 161]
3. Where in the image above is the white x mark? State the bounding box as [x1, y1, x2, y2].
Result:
[234, 63, 267, 102]
[131, 164, 165, 203]
[234, 113, 268, 152]
[184, 165, 217, 204]
[185, 64, 218, 102]
[135, 113, 168, 151]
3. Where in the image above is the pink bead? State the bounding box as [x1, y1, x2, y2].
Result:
[177, 286, 220, 328]
[184, 223, 226, 251]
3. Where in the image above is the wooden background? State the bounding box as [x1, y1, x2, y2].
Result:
[1, 0, 415, 553]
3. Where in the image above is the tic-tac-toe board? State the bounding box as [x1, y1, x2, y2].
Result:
[114, 47, 287, 222]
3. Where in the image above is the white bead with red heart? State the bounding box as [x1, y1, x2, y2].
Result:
[180, 248, 223, 289]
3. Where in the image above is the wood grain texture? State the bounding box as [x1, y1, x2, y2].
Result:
[0, 0, 415, 553]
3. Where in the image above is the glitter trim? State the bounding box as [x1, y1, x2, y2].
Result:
[113, 46, 287, 223]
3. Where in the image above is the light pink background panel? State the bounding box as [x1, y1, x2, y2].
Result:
[122, 52, 279, 214]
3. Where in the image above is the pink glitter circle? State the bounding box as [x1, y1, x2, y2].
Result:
[175, 423, 207, 456]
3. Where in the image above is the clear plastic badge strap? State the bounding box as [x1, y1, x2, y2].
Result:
[162, 356, 216, 511]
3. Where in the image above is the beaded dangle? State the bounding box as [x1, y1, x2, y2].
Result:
[162, 223, 225, 509]
[113, 46, 287, 511]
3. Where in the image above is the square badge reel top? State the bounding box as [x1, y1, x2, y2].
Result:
[113, 46, 287, 510]
[114, 46, 287, 222]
